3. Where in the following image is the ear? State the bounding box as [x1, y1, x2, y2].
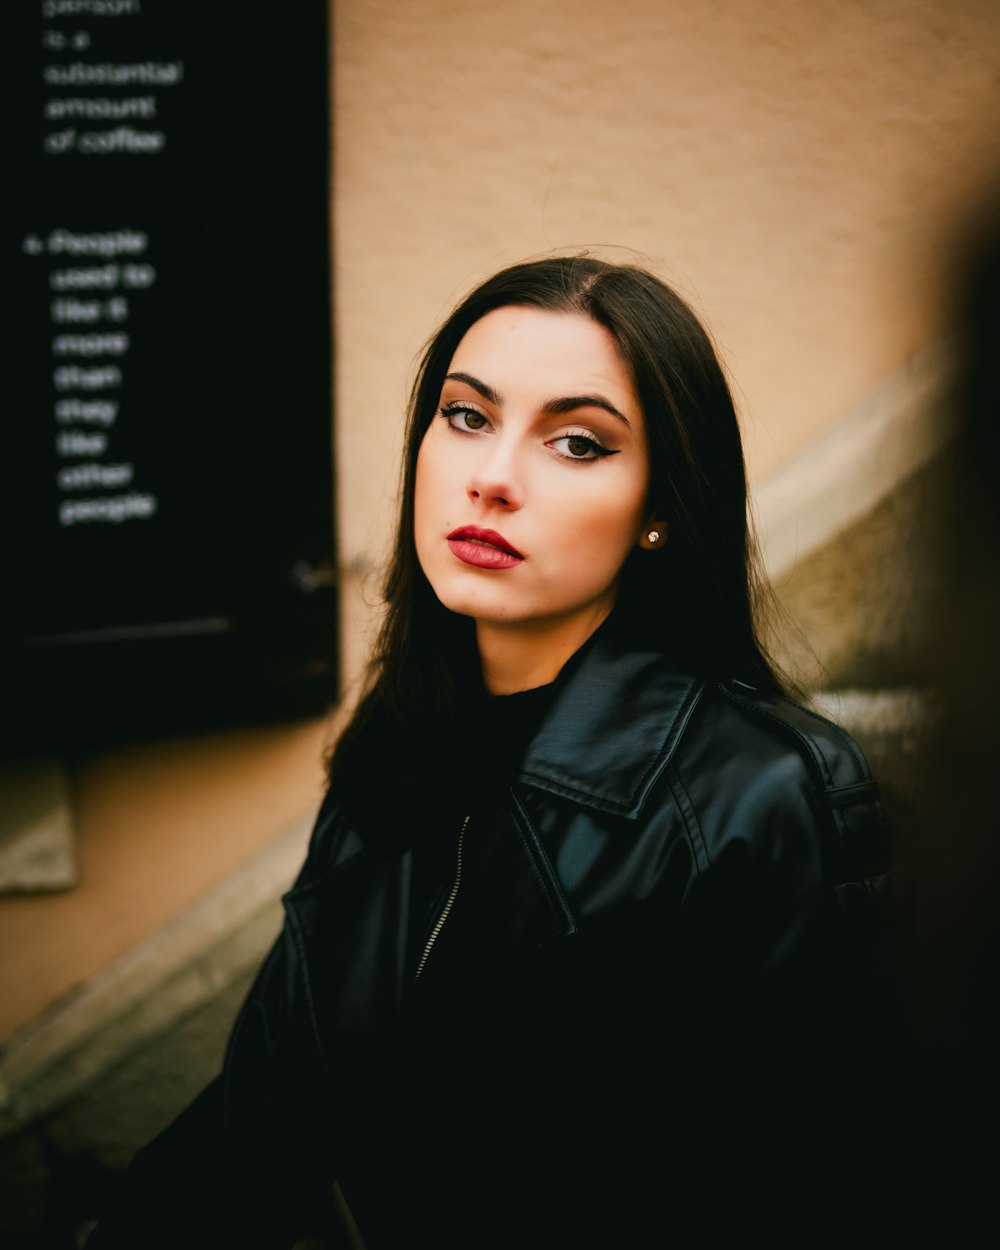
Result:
[637, 520, 668, 551]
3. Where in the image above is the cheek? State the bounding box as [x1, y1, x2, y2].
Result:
[414, 432, 461, 571]
[414, 428, 449, 507]
[414, 425, 443, 497]
[414, 447, 427, 513]
[569, 475, 648, 553]
[413, 441, 437, 556]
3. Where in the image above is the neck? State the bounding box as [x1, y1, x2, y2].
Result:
[475, 603, 612, 695]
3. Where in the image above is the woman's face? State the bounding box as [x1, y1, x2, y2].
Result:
[414, 305, 652, 681]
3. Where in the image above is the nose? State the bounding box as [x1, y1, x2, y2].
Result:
[467, 436, 525, 509]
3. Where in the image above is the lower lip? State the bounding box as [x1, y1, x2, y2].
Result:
[447, 539, 523, 570]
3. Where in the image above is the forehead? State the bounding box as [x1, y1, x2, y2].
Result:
[448, 306, 639, 404]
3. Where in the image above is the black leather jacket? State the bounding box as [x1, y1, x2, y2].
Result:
[89, 631, 890, 1248]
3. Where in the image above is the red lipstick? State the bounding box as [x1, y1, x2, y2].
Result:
[446, 526, 524, 570]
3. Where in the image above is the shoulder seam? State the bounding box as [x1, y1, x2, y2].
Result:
[716, 683, 873, 793]
[717, 683, 889, 880]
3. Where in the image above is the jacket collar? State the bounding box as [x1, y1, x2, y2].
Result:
[516, 629, 704, 819]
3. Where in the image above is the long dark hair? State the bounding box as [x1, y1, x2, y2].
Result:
[328, 254, 781, 791]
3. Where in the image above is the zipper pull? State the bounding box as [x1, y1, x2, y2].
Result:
[413, 815, 470, 981]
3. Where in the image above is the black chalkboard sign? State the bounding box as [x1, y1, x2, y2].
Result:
[7, 1, 337, 753]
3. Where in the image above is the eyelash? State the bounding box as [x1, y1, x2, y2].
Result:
[437, 403, 617, 462]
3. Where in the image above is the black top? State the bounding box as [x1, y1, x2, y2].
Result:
[407, 681, 557, 982]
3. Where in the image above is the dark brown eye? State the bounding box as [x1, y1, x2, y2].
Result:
[549, 433, 616, 461]
[440, 404, 490, 433]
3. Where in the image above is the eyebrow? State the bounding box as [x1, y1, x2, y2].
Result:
[445, 371, 501, 405]
[444, 371, 632, 428]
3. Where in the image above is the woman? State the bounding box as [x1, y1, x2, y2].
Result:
[89, 256, 889, 1248]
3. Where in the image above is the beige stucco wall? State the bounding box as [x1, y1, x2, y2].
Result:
[3, 0, 1000, 1045]
[334, 0, 1000, 683]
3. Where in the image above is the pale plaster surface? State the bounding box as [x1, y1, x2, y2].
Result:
[333, 0, 1000, 689]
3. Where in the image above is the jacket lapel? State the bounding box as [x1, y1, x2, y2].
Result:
[518, 632, 704, 818]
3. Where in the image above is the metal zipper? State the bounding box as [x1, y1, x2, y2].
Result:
[413, 814, 470, 982]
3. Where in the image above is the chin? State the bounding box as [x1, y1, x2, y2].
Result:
[425, 569, 508, 619]
[437, 596, 512, 626]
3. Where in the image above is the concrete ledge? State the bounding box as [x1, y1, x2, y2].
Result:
[809, 686, 931, 745]
[0, 759, 76, 893]
[755, 341, 956, 581]
[0, 816, 311, 1139]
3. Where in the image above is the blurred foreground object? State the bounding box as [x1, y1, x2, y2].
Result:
[888, 181, 1000, 1161]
